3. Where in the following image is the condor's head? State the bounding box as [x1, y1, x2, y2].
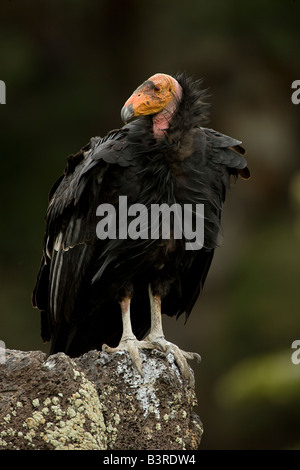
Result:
[121, 73, 183, 138]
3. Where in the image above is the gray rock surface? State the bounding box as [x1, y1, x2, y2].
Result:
[0, 348, 203, 450]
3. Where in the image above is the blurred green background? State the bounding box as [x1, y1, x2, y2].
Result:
[1, 0, 300, 450]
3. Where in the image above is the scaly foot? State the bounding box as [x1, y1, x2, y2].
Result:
[103, 334, 200, 385]
[102, 336, 155, 376]
[144, 333, 201, 385]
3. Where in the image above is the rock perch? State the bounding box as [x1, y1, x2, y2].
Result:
[0, 348, 203, 450]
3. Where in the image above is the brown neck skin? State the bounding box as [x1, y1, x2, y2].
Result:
[152, 80, 182, 139]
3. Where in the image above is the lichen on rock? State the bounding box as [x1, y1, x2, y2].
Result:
[0, 348, 203, 450]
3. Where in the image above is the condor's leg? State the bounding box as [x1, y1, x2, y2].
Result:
[145, 284, 201, 384]
[102, 296, 154, 376]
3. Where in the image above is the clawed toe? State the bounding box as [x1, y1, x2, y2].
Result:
[166, 344, 200, 385]
[143, 334, 200, 385]
[103, 334, 200, 385]
[102, 337, 155, 376]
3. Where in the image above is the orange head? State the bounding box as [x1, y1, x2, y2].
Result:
[121, 73, 182, 124]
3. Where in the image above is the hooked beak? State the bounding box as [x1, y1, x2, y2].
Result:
[120, 80, 158, 124]
[120, 103, 135, 124]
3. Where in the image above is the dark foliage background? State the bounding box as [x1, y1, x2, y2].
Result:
[1, 0, 299, 449]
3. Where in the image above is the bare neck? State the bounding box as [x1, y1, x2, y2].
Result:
[152, 81, 182, 139]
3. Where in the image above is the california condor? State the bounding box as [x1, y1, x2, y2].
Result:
[32, 73, 249, 382]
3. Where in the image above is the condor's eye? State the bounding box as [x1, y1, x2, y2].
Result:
[154, 85, 161, 92]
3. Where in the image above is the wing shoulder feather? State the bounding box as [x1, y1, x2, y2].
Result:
[201, 127, 250, 179]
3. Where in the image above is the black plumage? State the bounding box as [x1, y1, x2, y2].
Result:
[32, 73, 249, 366]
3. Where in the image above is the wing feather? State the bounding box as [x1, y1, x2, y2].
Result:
[33, 128, 133, 345]
[162, 126, 248, 320]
